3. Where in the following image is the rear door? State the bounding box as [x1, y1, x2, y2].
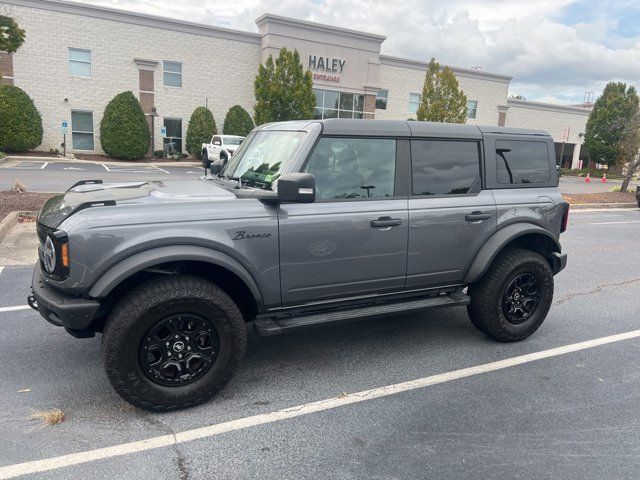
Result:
[278, 136, 409, 306]
[407, 138, 497, 288]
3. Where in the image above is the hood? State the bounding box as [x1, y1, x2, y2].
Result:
[38, 179, 236, 229]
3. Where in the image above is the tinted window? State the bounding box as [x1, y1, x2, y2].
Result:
[411, 140, 480, 195]
[305, 138, 396, 200]
[496, 140, 550, 184]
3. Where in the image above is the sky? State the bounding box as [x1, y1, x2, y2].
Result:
[77, 0, 640, 104]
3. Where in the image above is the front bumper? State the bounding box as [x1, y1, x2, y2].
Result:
[29, 263, 101, 332]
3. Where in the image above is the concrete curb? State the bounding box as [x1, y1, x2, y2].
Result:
[2, 155, 200, 168]
[0, 211, 37, 244]
[569, 202, 638, 210]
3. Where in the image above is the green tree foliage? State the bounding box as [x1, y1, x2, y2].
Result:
[0, 84, 42, 152]
[223, 105, 254, 136]
[416, 58, 468, 123]
[99, 91, 149, 160]
[0, 15, 25, 80]
[185, 106, 216, 158]
[619, 109, 640, 192]
[254, 48, 315, 125]
[585, 82, 640, 168]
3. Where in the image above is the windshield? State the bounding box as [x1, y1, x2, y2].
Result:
[223, 137, 243, 146]
[220, 131, 306, 190]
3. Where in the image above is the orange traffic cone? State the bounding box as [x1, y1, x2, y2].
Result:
[585, 173, 591, 183]
[601, 173, 607, 183]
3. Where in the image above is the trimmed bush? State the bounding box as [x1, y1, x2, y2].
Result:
[185, 106, 216, 158]
[100, 91, 150, 160]
[0, 84, 43, 152]
[223, 105, 254, 136]
[153, 149, 165, 158]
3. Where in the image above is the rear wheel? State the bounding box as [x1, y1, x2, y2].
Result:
[102, 275, 246, 411]
[467, 248, 553, 342]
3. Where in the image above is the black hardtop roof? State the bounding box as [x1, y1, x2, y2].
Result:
[257, 119, 550, 139]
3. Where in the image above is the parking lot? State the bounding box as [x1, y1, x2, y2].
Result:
[0, 208, 639, 479]
[0, 160, 203, 192]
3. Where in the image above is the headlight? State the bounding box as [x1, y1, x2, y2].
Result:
[40, 231, 70, 278]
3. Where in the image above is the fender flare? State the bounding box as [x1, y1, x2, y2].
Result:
[463, 223, 561, 285]
[88, 245, 264, 310]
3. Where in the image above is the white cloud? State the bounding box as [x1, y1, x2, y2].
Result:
[79, 0, 639, 104]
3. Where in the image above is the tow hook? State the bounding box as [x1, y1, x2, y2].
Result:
[27, 295, 38, 312]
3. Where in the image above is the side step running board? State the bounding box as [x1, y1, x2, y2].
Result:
[254, 292, 470, 336]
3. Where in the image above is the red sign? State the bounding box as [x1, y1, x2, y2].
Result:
[560, 126, 570, 143]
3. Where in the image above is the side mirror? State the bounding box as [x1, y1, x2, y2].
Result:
[277, 173, 315, 203]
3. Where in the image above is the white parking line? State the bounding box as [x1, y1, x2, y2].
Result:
[101, 163, 110, 172]
[590, 220, 640, 225]
[152, 165, 170, 174]
[0, 305, 30, 313]
[40, 162, 49, 170]
[1, 328, 640, 479]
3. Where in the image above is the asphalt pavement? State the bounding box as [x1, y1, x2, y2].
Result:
[0, 208, 639, 479]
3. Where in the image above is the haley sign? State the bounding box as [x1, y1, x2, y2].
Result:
[309, 55, 345, 83]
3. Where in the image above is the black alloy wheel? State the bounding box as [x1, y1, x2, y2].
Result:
[501, 273, 541, 325]
[140, 314, 219, 387]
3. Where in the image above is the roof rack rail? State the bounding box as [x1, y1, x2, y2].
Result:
[68, 200, 116, 217]
[67, 179, 103, 191]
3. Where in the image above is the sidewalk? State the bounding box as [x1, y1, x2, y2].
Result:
[0, 221, 37, 266]
[1, 155, 200, 168]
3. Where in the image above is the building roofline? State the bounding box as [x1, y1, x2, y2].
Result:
[3, 0, 261, 45]
[379, 55, 513, 83]
[507, 98, 592, 115]
[255, 14, 386, 43]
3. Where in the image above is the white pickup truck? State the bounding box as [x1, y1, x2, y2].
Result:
[201, 135, 244, 168]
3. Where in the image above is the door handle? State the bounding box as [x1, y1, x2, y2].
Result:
[371, 217, 402, 228]
[465, 211, 492, 222]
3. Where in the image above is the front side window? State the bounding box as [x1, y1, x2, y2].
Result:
[411, 140, 480, 195]
[163, 61, 182, 87]
[71, 111, 94, 150]
[69, 48, 91, 77]
[305, 137, 396, 200]
[221, 131, 306, 190]
[408, 93, 421, 114]
[496, 140, 550, 184]
[163, 117, 182, 153]
[375, 89, 388, 110]
[467, 100, 478, 119]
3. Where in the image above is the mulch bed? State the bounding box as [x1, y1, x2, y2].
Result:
[562, 191, 636, 205]
[0, 191, 58, 222]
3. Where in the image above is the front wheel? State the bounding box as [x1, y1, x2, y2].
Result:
[102, 275, 246, 411]
[467, 248, 554, 342]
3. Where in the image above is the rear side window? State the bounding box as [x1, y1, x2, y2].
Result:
[304, 137, 396, 200]
[496, 140, 550, 184]
[411, 140, 480, 195]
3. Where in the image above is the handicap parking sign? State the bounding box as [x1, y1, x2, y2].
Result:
[160, 126, 167, 137]
[61, 120, 69, 134]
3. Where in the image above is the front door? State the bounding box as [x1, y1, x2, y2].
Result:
[406, 138, 497, 288]
[278, 137, 408, 306]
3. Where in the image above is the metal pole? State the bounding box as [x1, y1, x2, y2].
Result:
[150, 114, 155, 158]
[63, 133, 66, 157]
[559, 142, 566, 168]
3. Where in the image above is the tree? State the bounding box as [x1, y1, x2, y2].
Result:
[619, 109, 640, 193]
[0, 14, 26, 80]
[584, 82, 639, 168]
[0, 84, 42, 152]
[185, 106, 216, 158]
[223, 105, 254, 136]
[100, 91, 149, 160]
[254, 48, 315, 125]
[416, 58, 468, 123]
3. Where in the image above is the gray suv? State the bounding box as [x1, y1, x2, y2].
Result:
[29, 119, 568, 411]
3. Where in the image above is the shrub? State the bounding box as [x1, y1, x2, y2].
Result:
[185, 106, 216, 158]
[0, 151, 5, 159]
[153, 149, 165, 158]
[99, 91, 149, 160]
[223, 105, 254, 136]
[0, 84, 43, 152]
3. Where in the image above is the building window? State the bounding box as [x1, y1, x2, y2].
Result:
[375, 89, 388, 110]
[163, 61, 182, 87]
[69, 48, 91, 77]
[467, 100, 478, 119]
[163, 117, 182, 153]
[71, 111, 94, 150]
[313, 89, 366, 119]
[408, 93, 420, 114]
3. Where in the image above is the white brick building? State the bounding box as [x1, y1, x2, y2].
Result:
[0, 0, 591, 167]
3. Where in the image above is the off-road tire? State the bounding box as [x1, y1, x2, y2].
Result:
[102, 275, 246, 411]
[467, 248, 553, 342]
